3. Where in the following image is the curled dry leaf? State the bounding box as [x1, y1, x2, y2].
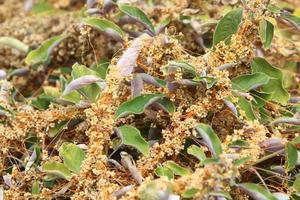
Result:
[117, 35, 150, 76]
[62, 75, 103, 96]
[120, 151, 143, 185]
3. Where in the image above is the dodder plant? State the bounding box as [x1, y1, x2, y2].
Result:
[0, 0, 300, 199]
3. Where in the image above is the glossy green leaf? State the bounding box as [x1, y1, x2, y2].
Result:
[195, 123, 222, 158]
[213, 8, 243, 45]
[25, 35, 65, 66]
[182, 188, 199, 198]
[251, 57, 290, 105]
[115, 94, 164, 119]
[187, 145, 206, 162]
[237, 96, 256, 121]
[232, 73, 270, 92]
[42, 161, 71, 180]
[118, 4, 155, 34]
[154, 166, 174, 180]
[259, 19, 274, 49]
[59, 143, 85, 173]
[164, 161, 190, 176]
[0, 37, 29, 53]
[285, 143, 298, 172]
[82, 18, 125, 40]
[70, 63, 103, 102]
[238, 183, 277, 200]
[117, 125, 149, 156]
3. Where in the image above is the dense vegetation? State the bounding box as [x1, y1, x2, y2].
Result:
[1, 0, 300, 199]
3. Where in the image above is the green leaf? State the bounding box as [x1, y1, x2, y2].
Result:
[118, 4, 155, 34]
[61, 90, 81, 104]
[187, 145, 206, 162]
[281, 14, 300, 30]
[156, 98, 175, 113]
[154, 166, 174, 180]
[31, 94, 53, 110]
[293, 176, 300, 192]
[0, 37, 29, 53]
[259, 107, 272, 124]
[43, 86, 60, 98]
[31, 180, 40, 195]
[195, 123, 222, 158]
[42, 161, 71, 180]
[60, 75, 81, 104]
[82, 18, 125, 40]
[115, 94, 164, 119]
[251, 57, 290, 105]
[182, 188, 199, 198]
[63, 75, 103, 96]
[48, 121, 68, 138]
[140, 182, 160, 200]
[164, 60, 196, 74]
[193, 76, 217, 89]
[155, 17, 171, 34]
[202, 158, 220, 165]
[91, 57, 110, 79]
[285, 143, 298, 172]
[164, 161, 190, 176]
[30, 2, 55, 14]
[25, 35, 65, 66]
[259, 19, 274, 49]
[267, 5, 281, 14]
[293, 136, 300, 144]
[59, 143, 85, 173]
[209, 191, 233, 200]
[213, 8, 243, 45]
[237, 96, 257, 121]
[117, 125, 149, 156]
[232, 73, 270, 92]
[251, 91, 272, 108]
[229, 140, 250, 149]
[233, 156, 252, 166]
[238, 183, 277, 200]
[70, 63, 103, 102]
